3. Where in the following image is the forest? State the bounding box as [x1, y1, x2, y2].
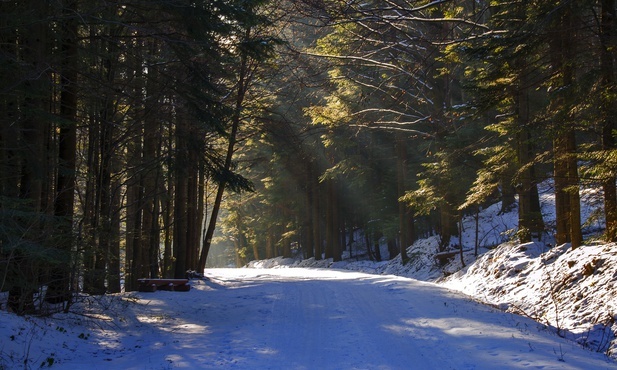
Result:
[0, 0, 616, 315]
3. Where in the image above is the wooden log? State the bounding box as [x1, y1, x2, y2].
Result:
[137, 278, 190, 292]
[138, 283, 158, 292]
[137, 278, 189, 285]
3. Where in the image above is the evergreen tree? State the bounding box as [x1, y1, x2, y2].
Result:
[455, 0, 547, 241]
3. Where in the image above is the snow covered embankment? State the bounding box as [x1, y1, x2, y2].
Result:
[442, 242, 617, 358]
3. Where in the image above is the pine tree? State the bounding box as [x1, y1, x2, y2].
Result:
[455, 0, 547, 242]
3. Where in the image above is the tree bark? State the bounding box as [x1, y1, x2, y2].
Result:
[265, 230, 274, 259]
[142, 126, 160, 278]
[311, 171, 322, 260]
[9, 0, 49, 314]
[396, 133, 411, 263]
[163, 172, 174, 278]
[515, 126, 544, 241]
[107, 175, 122, 293]
[48, 0, 78, 303]
[566, 132, 582, 249]
[551, 3, 581, 248]
[601, 0, 617, 242]
[174, 118, 189, 278]
[197, 28, 252, 272]
[513, 36, 544, 241]
[500, 170, 516, 214]
[325, 178, 341, 260]
[186, 157, 199, 270]
[304, 189, 314, 259]
[83, 111, 98, 292]
[93, 111, 113, 295]
[126, 156, 144, 290]
[0, 0, 20, 201]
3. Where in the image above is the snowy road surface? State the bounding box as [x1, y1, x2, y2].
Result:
[42, 268, 616, 369]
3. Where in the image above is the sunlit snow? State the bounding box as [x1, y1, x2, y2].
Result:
[0, 266, 615, 369]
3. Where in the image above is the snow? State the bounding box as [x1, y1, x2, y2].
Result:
[442, 242, 617, 355]
[1, 183, 616, 369]
[1, 268, 615, 369]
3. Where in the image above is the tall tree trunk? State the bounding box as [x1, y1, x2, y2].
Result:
[396, 133, 411, 263]
[174, 119, 189, 278]
[500, 171, 516, 213]
[93, 114, 113, 295]
[89, 31, 121, 294]
[373, 231, 382, 262]
[252, 236, 260, 261]
[198, 163, 207, 263]
[303, 163, 315, 259]
[458, 216, 465, 267]
[554, 133, 581, 247]
[9, 0, 49, 314]
[126, 160, 144, 290]
[48, 0, 78, 303]
[142, 123, 159, 278]
[234, 233, 248, 266]
[82, 112, 99, 292]
[566, 133, 582, 249]
[601, 0, 617, 242]
[325, 178, 335, 260]
[142, 158, 161, 278]
[438, 203, 457, 252]
[282, 234, 292, 258]
[163, 184, 173, 277]
[265, 229, 274, 259]
[554, 135, 569, 246]
[512, 26, 544, 241]
[0, 43, 20, 308]
[186, 156, 199, 270]
[335, 199, 347, 261]
[198, 169, 225, 271]
[515, 121, 544, 241]
[107, 175, 122, 293]
[197, 29, 252, 272]
[173, 178, 188, 278]
[311, 170, 322, 260]
[163, 123, 174, 278]
[333, 183, 342, 262]
[0, 0, 20, 202]
[142, 39, 163, 279]
[551, 3, 581, 248]
[303, 192, 314, 259]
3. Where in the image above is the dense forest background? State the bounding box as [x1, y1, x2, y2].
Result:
[1, 0, 616, 315]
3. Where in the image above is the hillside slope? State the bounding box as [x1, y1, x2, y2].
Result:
[442, 241, 617, 357]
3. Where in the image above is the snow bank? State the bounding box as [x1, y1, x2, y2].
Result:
[442, 242, 617, 357]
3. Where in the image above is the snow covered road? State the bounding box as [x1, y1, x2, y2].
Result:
[162, 268, 613, 369]
[15, 268, 615, 369]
